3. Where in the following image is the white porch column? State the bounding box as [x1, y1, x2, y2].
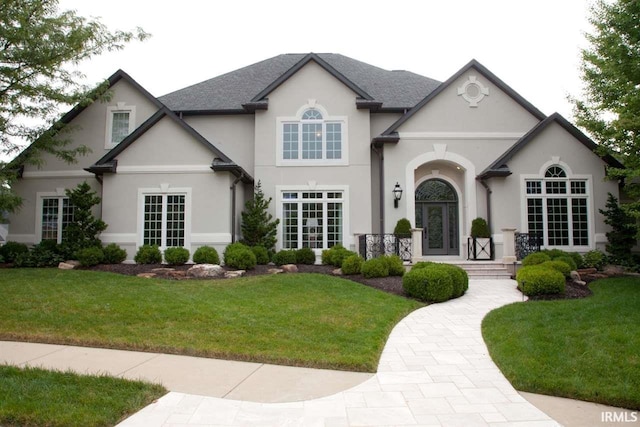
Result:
[411, 228, 423, 263]
[501, 228, 517, 265]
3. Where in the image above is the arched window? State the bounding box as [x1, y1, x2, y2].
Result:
[525, 165, 589, 247]
[281, 106, 343, 161]
[415, 179, 458, 202]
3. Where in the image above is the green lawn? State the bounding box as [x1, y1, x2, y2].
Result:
[0, 365, 165, 427]
[482, 277, 640, 409]
[0, 269, 422, 372]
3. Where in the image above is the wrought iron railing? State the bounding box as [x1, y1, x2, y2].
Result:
[358, 234, 412, 261]
[515, 232, 541, 260]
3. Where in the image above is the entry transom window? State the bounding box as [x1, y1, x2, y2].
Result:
[280, 108, 345, 163]
[143, 194, 186, 248]
[525, 165, 590, 247]
[281, 191, 343, 249]
[41, 197, 75, 243]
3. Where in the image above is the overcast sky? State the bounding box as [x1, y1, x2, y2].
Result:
[59, 0, 593, 120]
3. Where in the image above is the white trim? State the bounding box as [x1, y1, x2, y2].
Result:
[105, 104, 136, 149]
[275, 184, 351, 251]
[21, 170, 94, 178]
[276, 102, 349, 167]
[405, 146, 477, 243]
[414, 174, 465, 256]
[398, 131, 524, 140]
[5, 234, 36, 244]
[191, 233, 232, 244]
[35, 191, 71, 244]
[136, 186, 192, 252]
[99, 233, 137, 244]
[117, 165, 212, 174]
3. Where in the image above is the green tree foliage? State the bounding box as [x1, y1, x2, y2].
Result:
[61, 182, 107, 257]
[0, 0, 148, 212]
[573, 0, 640, 232]
[600, 193, 638, 265]
[240, 181, 279, 251]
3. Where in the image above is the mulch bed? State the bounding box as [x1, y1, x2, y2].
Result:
[86, 262, 601, 301]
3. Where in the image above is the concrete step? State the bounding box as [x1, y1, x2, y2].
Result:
[409, 261, 513, 280]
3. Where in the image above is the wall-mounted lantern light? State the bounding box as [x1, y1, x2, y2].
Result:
[393, 182, 403, 208]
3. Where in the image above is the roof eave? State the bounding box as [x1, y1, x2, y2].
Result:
[356, 99, 383, 111]
[85, 160, 117, 175]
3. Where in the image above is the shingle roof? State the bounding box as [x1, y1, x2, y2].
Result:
[159, 53, 441, 113]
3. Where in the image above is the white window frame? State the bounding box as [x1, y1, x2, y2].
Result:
[105, 103, 136, 149]
[520, 160, 595, 250]
[35, 190, 74, 244]
[276, 102, 348, 166]
[137, 186, 192, 252]
[276, 185, 350, 252]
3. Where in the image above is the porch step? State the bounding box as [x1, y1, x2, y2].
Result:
[410, 261, 513, 280]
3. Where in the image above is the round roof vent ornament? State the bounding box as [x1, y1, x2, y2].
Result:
[457, 75, 489, 107]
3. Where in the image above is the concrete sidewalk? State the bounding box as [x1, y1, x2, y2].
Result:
[0, 341, 372, 403]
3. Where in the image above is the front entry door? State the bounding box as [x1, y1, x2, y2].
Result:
[422, 203, 448, 255]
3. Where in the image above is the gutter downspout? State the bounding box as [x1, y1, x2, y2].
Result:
[371, 142, 385, 234]
[230, 174, 243, 243]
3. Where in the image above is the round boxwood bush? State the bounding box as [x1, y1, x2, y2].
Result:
[470, 217, 490, 238]
[134, 244, 162, 264]
[251, 246, 270, 265]
[341, 254, 364, 275]
[411, 261, 435, 270]
[394, 218, 412, 237]
[361, 257, 390, 278]
[193, 246, 220, 264]
[164, 247, 190, 265]
[555, 255, 577, 271]
[582, 249, 606, 270]
[321, 244, 354, 267]
[0, 241, 29, 263]
[522, 252, 551, 267]
[383, 255, 405, 276]
[516, 266, 565, 296]
[103, 243, 127, 264]
[223, 242, 256, 270]
[568, 252, 584, 269]
[272, 249, 297, 266]
[541, 260, 571, 278]
[77, 246, 105, 267]
[295, 247, 316, 265]
[439, 263, 468, 298]
[402, 265, 454, 303]
[540, 249, 570, 260]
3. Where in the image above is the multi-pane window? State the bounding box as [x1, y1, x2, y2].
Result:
[281, 108, 343, 161]
[143, 194, 186, 248]
[41, 197, 75, 243]
[525, 165, 589, 247]
[281, 191, 343, 249]
[111, 111, 130, 144]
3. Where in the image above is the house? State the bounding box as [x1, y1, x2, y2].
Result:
[6, 53, 622, 263]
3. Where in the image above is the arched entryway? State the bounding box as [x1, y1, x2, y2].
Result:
[415, 179, 459, 255]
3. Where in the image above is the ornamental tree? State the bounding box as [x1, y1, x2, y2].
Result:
[61, 181, 107, 258]
[241, 181, 279, 251]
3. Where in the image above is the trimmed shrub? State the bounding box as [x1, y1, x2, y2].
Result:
[295, 247, 316, 265]
[568, 252, 584, 269]
[540, 249, 570, 260]
[440, 263, 469, 297]
[582, 249, 606, 270]
[321, 249, 332, 265]
[77, 246, 105, 267]
[516, 266, 565, 296]
[522, 252, 551, 267]
[14, 241, 64, 268]
[223, 242, 256, 270]
[164, 247, 190, 265]
[383, 255, 405, 276]
[402, 265, 454, 302]
[541, 260, 571, 278]
[555, 255, 577, 271]
[0, 241, 29, 263]
[341, 254, 364, 275]
[251, 246, 270, 265]
[361, 257, 390, 278]
[272, 249, 297, 266]
[470, 217, 490, 238]
[103, 243, 127, 264]
[411, 261, 435, 270]
[394, 218, 412, 237]
[193, 246, 220, 265]
[134, 245, 162, 264]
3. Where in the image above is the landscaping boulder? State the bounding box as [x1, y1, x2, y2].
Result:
[58, 260, 80, 270]
[281, 264, 298, 273]
[570, 271, 581, 282]
[268, 268, 283, 274]
[604, 265, 625, 276]
[332, 268, 343, 276]
[225, 270, 245, 279]
[187, 264, 224, 278]
[574, 280, 587, 286]
[137, 272, 157, 279]
[152, 267, 174, 273]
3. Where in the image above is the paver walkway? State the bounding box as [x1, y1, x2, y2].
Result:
[118, 280, 561, 426]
